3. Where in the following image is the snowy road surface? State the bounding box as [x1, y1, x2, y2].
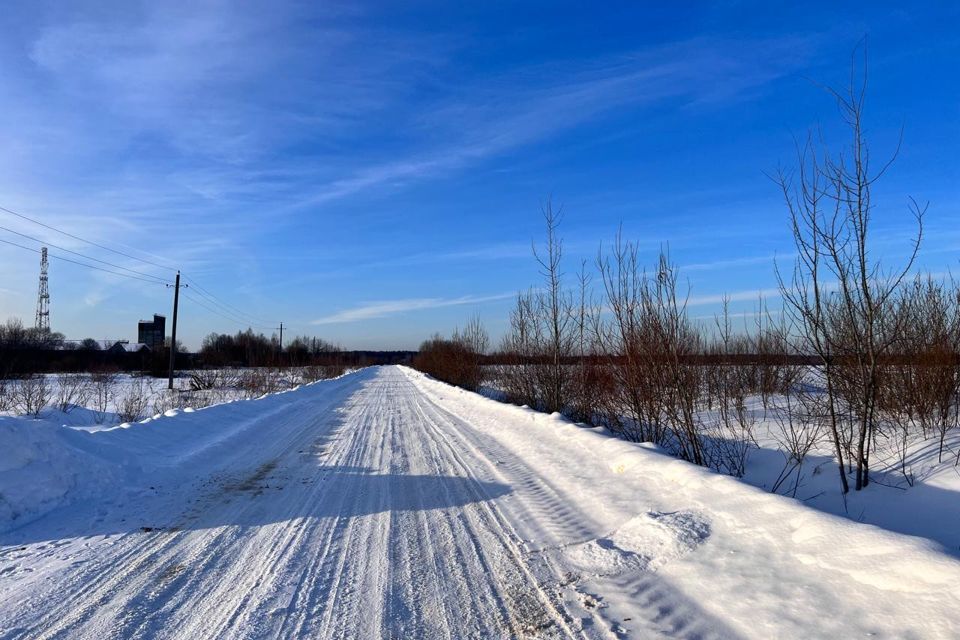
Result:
[2, 366, 959, 639]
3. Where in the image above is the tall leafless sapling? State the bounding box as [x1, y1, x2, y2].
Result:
[532, 201, 575, 413]
[775, 47, 925, 492]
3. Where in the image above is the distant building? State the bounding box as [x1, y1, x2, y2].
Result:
[138, 314, 166, 350]
[105, 341, 152, 355]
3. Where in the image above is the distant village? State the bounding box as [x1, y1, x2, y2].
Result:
[57, 314, 167, 355]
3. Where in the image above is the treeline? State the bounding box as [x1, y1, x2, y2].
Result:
[0, 318, 184, 377]
[413, 316, 489, 390]
[198, 330, 343, 367]
[413, 56, 960, 494]
[198, 329, 414, 369]
[0, 318, 65, 350]
[0, 320, 414, 376]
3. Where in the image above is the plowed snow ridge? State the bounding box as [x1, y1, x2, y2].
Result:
[1, 366, 958, 639]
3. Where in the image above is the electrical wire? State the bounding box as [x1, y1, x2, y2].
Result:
[180, 290, 275, 331]
[0, 224, 170, 284]
[0, 202, 289, 330]
[182, 275, 278, 327]
[0, 204, 176, 272]
[0, 236, 170, 285]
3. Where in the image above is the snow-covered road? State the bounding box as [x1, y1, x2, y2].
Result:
[2, 366, 959, 639]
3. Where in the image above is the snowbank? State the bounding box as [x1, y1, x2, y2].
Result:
[403, 366, 960, 639]
[0, 371, 361, 533]
[0, 418, 131, 528]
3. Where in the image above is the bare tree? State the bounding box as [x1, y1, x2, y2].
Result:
[416, 315, 489, 391]
[459, 313, 490, 357]
[532, 201, 575, 413]
[770, 390, 824, 496]
[498, 290, 542, 407]
[880, 275, 960, 473]
[567, 261, 607, 424]
[706, 299, 758, 477]
[596, 231, 665, 443]
[776, 47, 924, 492]
[645, 251, 708, 465]
[0, 377, 9, 412]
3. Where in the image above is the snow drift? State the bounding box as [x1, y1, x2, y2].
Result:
[0, 374, 352, 533]
[403, 366, 960, 638]
[0, 418, 130, 527]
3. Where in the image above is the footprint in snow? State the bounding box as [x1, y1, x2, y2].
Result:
[557, 510, 710, 578]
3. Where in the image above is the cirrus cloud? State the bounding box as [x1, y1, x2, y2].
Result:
[311, 293, 514, 325]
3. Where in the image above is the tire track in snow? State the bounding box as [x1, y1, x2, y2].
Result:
[407, 386, 601, 550]
[400, 369, 734, 639]
[405, 384, 594, 638]
[1, 367, 724, 639]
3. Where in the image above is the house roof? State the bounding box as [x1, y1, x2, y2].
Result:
[120, 342, 152, 352]
[55, 339, 152, 352]
[94, 340, 152, 352]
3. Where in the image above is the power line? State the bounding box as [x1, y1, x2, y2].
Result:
[182, 277, 295, 335]
[0, 203, 176, 272]
[183, 293, 275, 332]
[0, 203, 289, 332]
[0, 237, 170, 285]
[0, 224, 170, 284]
[180, 290, 275, 331]
[183, 280, 274, 325]
[182, 275, 278, 327]
[186, 286, 278, 328]
[0, 226, 277, 326]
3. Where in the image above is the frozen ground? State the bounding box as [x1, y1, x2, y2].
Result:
[1, 366, 959, 638]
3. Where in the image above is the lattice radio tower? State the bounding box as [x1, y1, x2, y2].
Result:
[35, 246, 50, 332]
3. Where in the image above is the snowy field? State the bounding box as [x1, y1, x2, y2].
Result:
[742, 404, 960, 555]
[1, 366, 959, 638]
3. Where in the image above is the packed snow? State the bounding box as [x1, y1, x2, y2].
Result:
[1, 366, 958, 638]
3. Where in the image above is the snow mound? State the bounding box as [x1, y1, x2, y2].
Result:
[0, 371, 362, 533]
[0, 418, 130, 528]
[557, 510, 711, 578]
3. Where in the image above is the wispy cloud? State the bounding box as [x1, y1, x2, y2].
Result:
[22, 3, 433, 164]
[0, 4, 831, 347]
[311, 293, 514, 325]
[681, 253, 795, 273]
[1, 7, 815, 250]
[686, 287, 783, 307]
[292, 36, 817, 209]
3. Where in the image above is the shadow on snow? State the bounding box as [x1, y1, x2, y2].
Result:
[0, 464, 512, 546]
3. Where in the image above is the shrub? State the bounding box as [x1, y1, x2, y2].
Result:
[11, 374, 51, 417]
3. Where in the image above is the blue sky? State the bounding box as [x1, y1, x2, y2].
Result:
[0, 1, 957, 350]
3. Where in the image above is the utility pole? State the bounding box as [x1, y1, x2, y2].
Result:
[167, 271, 187, 390]
[276, 322, 284, 365]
